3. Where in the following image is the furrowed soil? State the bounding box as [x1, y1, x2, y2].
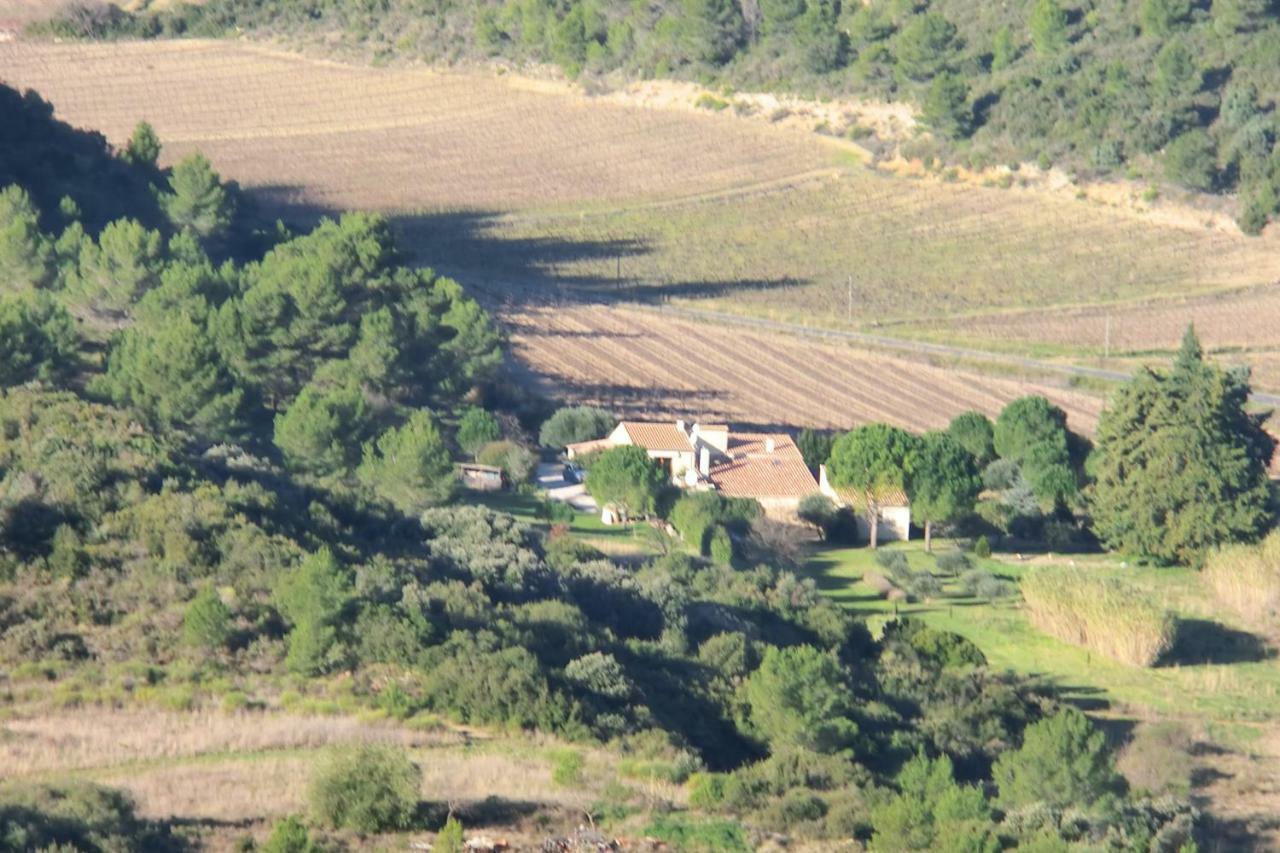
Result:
[3, 39, 1279, 396]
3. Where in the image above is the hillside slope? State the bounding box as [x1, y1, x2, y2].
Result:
[4, 39, 1278, 418]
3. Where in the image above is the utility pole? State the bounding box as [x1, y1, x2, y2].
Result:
[847, 275, 853, 324]
[1104, 314, 1111, 361]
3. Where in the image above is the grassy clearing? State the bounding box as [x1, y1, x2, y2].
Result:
[0, 702, 683, 842]
[459, 171, 1277, 325]
[801, 542, 1280, 728]
[1021, 566, 1176, 667]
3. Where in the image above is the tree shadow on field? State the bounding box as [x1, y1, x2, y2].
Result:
[1161, 619, 1274, 666]
[420, 797, 543, 830]
[244, 189, 805, 312]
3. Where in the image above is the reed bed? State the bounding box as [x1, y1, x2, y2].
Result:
[1021, 567, 1176, 667]
[1203, 531, 1280, 628]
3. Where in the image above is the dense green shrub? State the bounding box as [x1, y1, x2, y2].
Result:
[551, 749, 586, 786]
[993, 707, 1122, 810]
[708, 524, 734, 566]
[670, 491, 760, 554]
[476, 439, 536, 485]
[642, 813, 750, 852]
[309, 743, 420, 833]
[262, 815, 318, 853]
[538, 405, 614, 448]
[585, 445, 666, 516]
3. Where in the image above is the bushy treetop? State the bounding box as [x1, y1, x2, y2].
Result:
[1089, 326, 1274, 565]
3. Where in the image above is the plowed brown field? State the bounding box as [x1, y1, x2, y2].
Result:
[507, 302, 1103, 434]
[3, 38, 1276, 418]
[0, 40, 831, 212]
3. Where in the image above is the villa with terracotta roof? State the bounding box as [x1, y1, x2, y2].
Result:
[566, 420, 820, 520]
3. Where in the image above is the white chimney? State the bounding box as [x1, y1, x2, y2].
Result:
[765, 437, 776, 453]
[699, 446, 710, 476]
[676, 419, 686, 435]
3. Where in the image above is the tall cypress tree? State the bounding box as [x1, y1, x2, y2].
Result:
[1089, 326, 1274, 565]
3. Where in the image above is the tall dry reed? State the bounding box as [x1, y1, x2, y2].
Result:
[1021, 567, 1175, 666]
[1202, 530, 1280, 627]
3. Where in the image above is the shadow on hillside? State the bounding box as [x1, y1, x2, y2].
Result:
[1162, 619, 1274, 666]
[244, 190, 806, 311]
[420, 797, 542, 829]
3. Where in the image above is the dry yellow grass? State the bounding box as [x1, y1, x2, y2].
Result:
[99, 746, 605, 822]
[1203, 531, 1280, 630]
[1021, 567, 1176, 667]
[0, 708, 442, 776]
[0, 706, 676, 830]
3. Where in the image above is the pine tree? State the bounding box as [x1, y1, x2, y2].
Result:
[123, 120, 161, 168]
[275, 548, 351, 675]
[993, 396, 1079, 507]
[457, 407, 502, 458]
[160, 152, 233, 240]
[994, 707, 1121, 809]
[100, 310, 247, 442]
[828, 423, 920, 548]
[273, 381, 373, 476]
[923, 73, 974, 139]
[906, 431, 981, 552]
[0, 185, 52, 292]
[1089, 326, 1274, 565]
[70, 218, 165, 316]
[183, 586, 232, 652]
[357, 409, 456, 513]
[0, 293, 78, 386]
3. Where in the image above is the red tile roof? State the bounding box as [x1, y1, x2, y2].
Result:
[619, 422, 693, 452]
[707, 433, 818, 499]
[565, 437, 614, 456]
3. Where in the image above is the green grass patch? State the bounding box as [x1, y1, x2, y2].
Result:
[643, 813, 750, 852]
[801, 541, 1280, 725]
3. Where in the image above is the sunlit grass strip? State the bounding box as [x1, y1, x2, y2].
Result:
[1021, 567, 1176, 667]
[1203, 531, 1280, 627]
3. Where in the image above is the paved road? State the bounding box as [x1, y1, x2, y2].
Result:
[635, 303, 1280, 408]
[535, 462, 597, 513]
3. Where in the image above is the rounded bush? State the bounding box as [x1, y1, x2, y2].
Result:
[309, 743, 419, 833]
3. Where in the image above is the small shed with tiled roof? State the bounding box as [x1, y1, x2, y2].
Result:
[818, 464, 911, 542]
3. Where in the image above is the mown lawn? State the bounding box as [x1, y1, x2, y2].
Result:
[801, 541, 1280, 742]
